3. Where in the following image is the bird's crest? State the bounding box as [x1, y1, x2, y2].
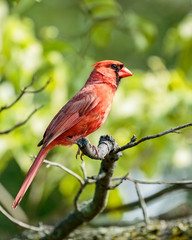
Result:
[92, 60, 123, 67]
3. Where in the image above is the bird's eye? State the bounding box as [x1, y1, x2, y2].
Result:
[111, 64, 118, 71]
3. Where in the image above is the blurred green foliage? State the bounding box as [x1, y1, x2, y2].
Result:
[0, 0, 192, 238]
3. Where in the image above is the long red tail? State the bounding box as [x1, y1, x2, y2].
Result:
[12, 147, 49, 209]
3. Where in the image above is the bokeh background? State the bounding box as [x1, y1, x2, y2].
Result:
[0, 0, 192, 238]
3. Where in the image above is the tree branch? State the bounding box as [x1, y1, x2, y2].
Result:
[104, 184, 192, 213]
[0, 205, 48, 232]
[41, 135, 121, 240]
[4, 122, 192, 239]
[116, 122, 192, 153]
[0, 76, 50, 113]
[125, 175, 192, 185]
[0, 76, 51, 134]
[77, 135, 122, 160]
[134, 182, 150, 224]
[24, 78, 51, 94]
[42, 159, 84, 186]
[0, 106, 43, 135]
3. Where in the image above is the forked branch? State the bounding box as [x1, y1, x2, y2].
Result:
[0, 76, 50, 113]
[1, 122, 192, 239]
[41, 135, 121, 240]
[0, 76, 50, 134]
[0, 106, 43, 135]
[116, 122, 192, 153]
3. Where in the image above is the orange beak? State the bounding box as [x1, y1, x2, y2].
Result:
[119, 66, 133, 78]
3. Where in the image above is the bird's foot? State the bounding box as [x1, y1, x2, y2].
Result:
[76, 147, 84, 160]
[90, 143, 99, 158]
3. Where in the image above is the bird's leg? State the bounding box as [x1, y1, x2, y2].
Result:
[80, 152, 84, 161]
[76, 147, 81, 160]
[64, 136, 81, 160]
[76, 146, 85, 160]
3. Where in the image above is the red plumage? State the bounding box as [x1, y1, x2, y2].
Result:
[12, 60, 132, 209]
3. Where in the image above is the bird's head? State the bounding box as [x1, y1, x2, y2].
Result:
[88, 60, 133, 88]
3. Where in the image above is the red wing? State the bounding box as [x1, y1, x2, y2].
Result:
[40, 88, 98, 147]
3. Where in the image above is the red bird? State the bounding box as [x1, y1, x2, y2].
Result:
[12, 60, 132, 209]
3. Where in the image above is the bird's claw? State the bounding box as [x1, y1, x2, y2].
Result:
[90, 143, 99, 158]
[76, 147, 81, 160]
[76, 147, 84, 160]
[80, 152, 84, 161]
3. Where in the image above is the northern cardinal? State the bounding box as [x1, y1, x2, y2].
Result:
[12, 60, 132, 209]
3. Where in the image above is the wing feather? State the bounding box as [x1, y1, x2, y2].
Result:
[39, 87, 98, 147]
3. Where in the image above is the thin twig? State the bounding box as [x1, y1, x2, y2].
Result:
[116, 122, 192, 153]
[74, 171, 111, 209]
[0, 75, 35, 113]
[87, 172, 107, 182]
[43, 159, 84, 185]
[80, 160, 87, 180]
[24, 78, 51, 94]
[0, 205, 43, 232]
[134, 182, 150, 224]
[125, 176, 192, 185]
[74, 181, 88, 211]
[104, 184, 192, 213]
[41, 135, 119, 240]
[0, 76, 50, 113]
[108, 173, 129, 190]
[0, 106, 43, 134]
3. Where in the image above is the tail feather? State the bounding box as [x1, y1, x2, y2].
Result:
[12, 147, 49, 209]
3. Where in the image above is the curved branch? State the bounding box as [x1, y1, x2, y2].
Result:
[112, 175, 192, 185]
[0, 76, 50, 113]
[43, 159, 84, 185]
[116, 122, 192, 153]
[0, 205, 47, 232]
[104, 184, 192, 213]
[76, 135, 122, 160]
[41, 135, 121, 240]
[0, 106, 43, 135]
[25, 78, 51, 94]
[135, 182, 150, 224]
[4, 122, 192, 239]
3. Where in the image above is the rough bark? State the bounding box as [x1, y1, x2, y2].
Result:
[40, 135, 122, 240]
